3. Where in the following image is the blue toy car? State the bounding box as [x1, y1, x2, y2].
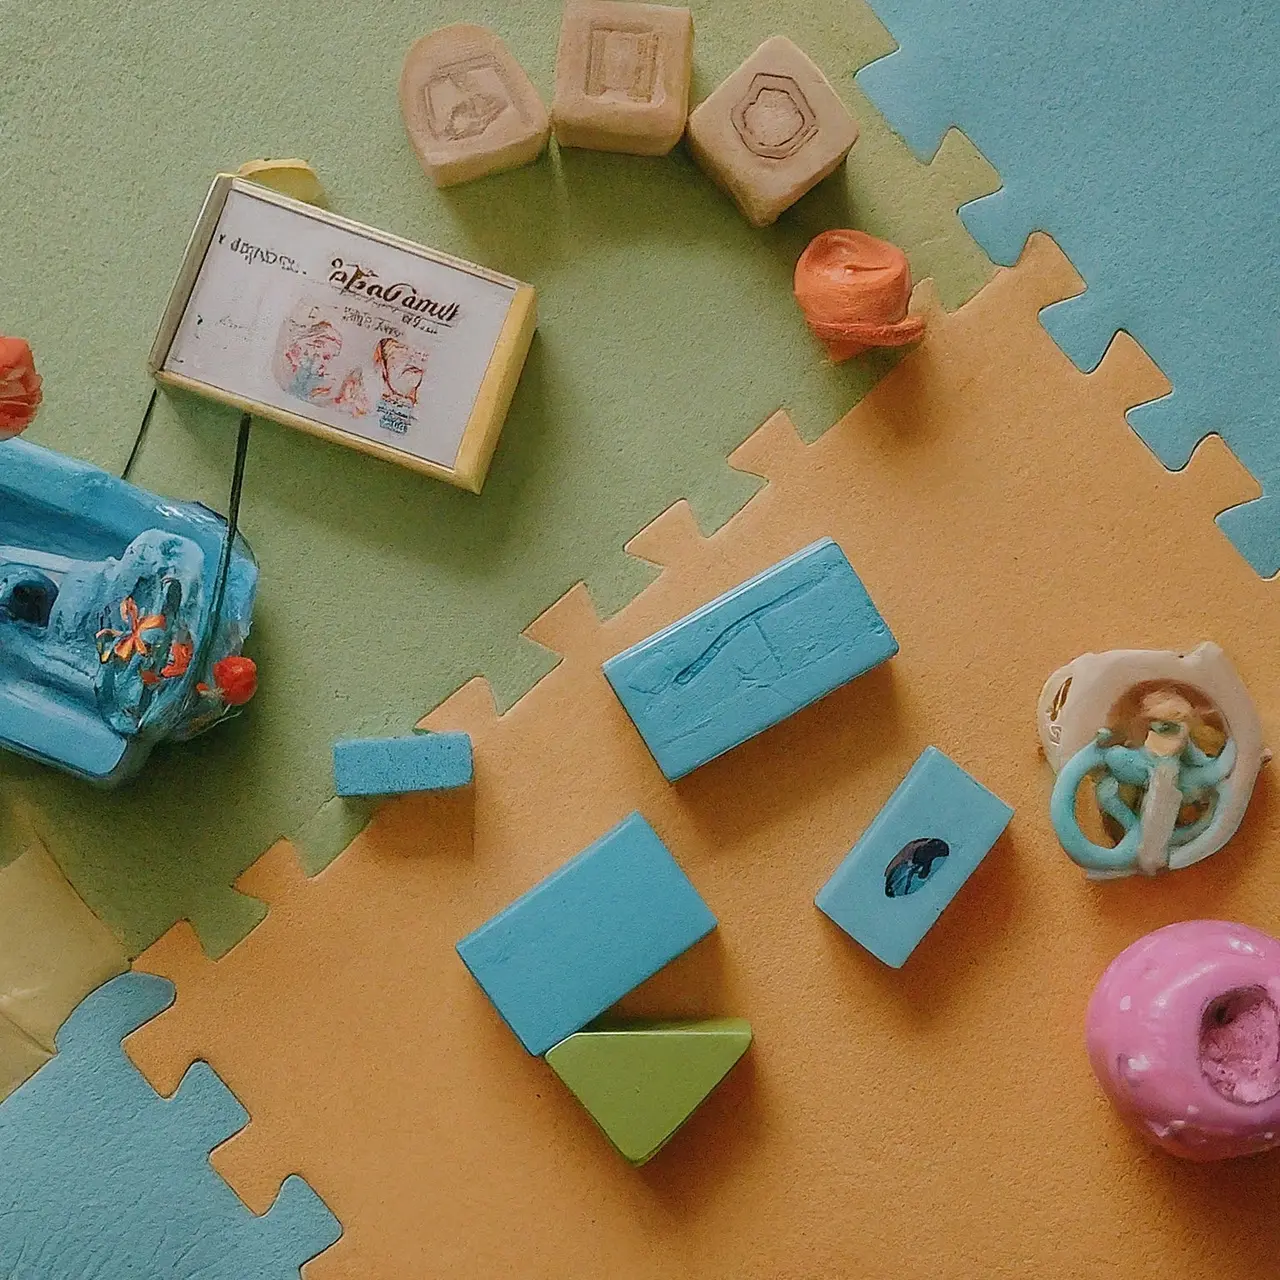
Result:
[0, 439, 258, 786]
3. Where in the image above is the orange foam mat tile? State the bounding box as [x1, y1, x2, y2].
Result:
[126, 234, 1280, 1280]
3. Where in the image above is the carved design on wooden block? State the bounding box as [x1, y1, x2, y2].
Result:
[730, 73, 818, 159]
[586, 26, 660, 103]
[424, 55, 521, 141]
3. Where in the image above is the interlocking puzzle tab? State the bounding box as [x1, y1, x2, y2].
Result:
[816, 747, 1012, 968]
[456, 813, 717, 1055]
[546, 1018, 752, 1165]
[687, 35, 858, 227]
[552, 1, 695, 156]
[333, 731, 473, 797]
[0, 972, 340, 1278]
[603, 537, 896, 781]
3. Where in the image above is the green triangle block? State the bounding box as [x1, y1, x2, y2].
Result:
[545, 1018, 752, 1166]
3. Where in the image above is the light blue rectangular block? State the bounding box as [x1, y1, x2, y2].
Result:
[456, 813, 717, 1055]
[333, 732, 473, 797]
[602, 538, 897, 781]
[815, 747, 1013, 968]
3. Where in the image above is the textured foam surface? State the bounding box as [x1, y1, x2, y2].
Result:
[0, 0, 997, 957]
[333, 732, 473, 796]
[457, 812, 717, 1054]
[603, 537, 896, 779]
[857, 0, 1280, 575]
[0, 973, 339, 1278]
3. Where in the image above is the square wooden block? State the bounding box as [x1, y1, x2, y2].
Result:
[400, 23, 550, 188]
[686, 35, 858, 226]
[553, 2, 694, 156]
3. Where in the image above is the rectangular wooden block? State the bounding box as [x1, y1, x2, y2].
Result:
[456, 813, 716, 1055]
[815, 747, 1014, 968]
[333, 732, 473, 797]
[552, 2, 694, 156]
[603, 538, 897, 781]
[686, 35, 858, 226]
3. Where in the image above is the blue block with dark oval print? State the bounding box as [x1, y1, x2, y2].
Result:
[816, 747, 1013, 968]
[603, 538, 897, 781]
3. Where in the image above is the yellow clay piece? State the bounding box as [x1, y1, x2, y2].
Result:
[236, 158, 327, 206]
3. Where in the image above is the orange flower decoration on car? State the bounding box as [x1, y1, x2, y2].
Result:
[96, 597, 167, 664]
[197, 655, 258, 707]
[0, 337, 43, 439]
[160, 640, 193, 678]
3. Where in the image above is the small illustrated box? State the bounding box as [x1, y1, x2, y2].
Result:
[456, 812, 716, 1055]
[815, 747, 1013, 968]
[603, 537, 897, 781]
[149, 175, 536, 493]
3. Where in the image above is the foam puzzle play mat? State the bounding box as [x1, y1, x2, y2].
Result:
[3, 1, 1279, 1276]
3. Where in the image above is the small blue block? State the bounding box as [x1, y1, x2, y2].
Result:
[816, 747, 1013, 968]
[603, 538, 897, 781]
[456, 813, 717, 1055]
[333, 732, 473, 796]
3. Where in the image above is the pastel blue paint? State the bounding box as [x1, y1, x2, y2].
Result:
[333, 732, 473, 796]
[0, 439, 258, 786]
[816, 747, 1012, 968]
[603, 538, 897, 781]
[0, 972, 340, 1277]
[856, 2, 1280, 575]
[456, 812, 717, 1055]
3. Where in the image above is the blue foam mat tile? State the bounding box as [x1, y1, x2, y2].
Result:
[0, 972, 341, 1279]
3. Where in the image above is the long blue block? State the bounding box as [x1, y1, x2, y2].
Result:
[602, 538, 897, 781]
[456, 813, 717, 1055]
[856, 1, 1280, 576]
[0, 973, 340, 1277]
[333, 732, 473, 796]
[816, 747, 1013, 968]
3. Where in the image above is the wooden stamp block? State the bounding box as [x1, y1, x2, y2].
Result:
[456, 813, 716, 1055]
[686, 35, 859, 226]
[399, 24, 550, 188]
[552, 2, 694, 156]
[603, 538, 897, 781]
[815, 748, 1013, 968]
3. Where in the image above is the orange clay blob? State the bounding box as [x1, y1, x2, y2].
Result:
[793, 229, 926, 362]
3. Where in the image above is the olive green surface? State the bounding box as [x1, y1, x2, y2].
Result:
[546, 1019, 753, 1164]
[0, 0, 996, 955]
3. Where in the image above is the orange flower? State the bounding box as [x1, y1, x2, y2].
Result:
[95, 596, 166, 664]
[0, 337, 43, 439]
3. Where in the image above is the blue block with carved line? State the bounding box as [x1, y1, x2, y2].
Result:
[816, 747, 1013, 968]
[456, 813, 716, 1055]
[333, 731, 473, 796]
[603, 538, 897, 781]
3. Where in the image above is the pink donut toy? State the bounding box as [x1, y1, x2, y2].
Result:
[1087, 920, 1280, 1160]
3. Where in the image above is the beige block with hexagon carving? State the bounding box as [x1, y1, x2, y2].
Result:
[552, 2, 694, 156]
[400, 24, 551, 188]
[686, 36, 859, 227]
